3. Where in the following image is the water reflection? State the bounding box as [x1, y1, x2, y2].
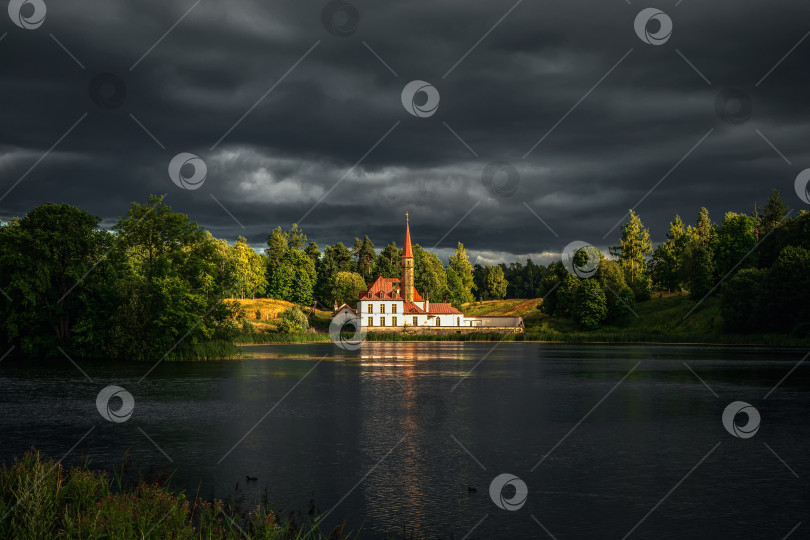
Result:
[0, 343, 807, 538]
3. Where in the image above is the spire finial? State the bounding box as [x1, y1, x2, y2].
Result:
[405, 211, 409, 223]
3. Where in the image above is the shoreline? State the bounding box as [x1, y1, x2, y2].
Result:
[237, 338, 806, 349]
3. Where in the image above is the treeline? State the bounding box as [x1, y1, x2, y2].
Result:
[0, 196, 248, 359]
[541, 190, 810, 333]
[1, 190, 806, 359]
[260, 227, 482, 309]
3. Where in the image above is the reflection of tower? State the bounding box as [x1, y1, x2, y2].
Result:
[401, 212, 414, 303]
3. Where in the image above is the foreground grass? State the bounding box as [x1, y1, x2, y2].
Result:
[235, 331, 331, 344]
[166, 341, 242, 361]
[0, 450, 356, 539]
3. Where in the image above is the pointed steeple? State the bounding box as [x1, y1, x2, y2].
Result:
[403, 212, 413, 258]
[401, 212, 414, 303]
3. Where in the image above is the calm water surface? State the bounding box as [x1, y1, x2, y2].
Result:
[1, 343, 808, 539]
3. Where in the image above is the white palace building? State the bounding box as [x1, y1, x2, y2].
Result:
[332, 216, 524, 334]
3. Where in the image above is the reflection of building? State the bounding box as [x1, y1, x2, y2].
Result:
[332, 215, 523, 334]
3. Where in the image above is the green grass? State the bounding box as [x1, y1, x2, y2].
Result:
[0, 449, 357, 539]
[235, 331, 331, 344]
[461, 298, 539, 317]
[523, 294, 810, 346]
[166, 341, 242, 360]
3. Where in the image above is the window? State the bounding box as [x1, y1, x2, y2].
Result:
[392, 304, 397, 314]
[381, 304, 386, 314]
[457, 317, 461, 326]
[367, 317, 373, 326]
[380, 317, 385, 327]
[392, 316, 397, 326]
[368, 303, 374, 314]
[413, 316, 418, 326]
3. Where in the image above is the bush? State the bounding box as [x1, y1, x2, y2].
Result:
[277, 306, 308, 334]
[720, 268, 768, 332]
[629, 272, 652, 302]
[597, 259, 636, 320]
[572, 279, 607, 330]
[0, 449, 356, 539]
[764, 246, 810, 333]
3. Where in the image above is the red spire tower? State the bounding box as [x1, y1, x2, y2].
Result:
[401, 212, 414, 302]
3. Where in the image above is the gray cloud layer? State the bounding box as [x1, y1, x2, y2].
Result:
[2, 0, 809, 264]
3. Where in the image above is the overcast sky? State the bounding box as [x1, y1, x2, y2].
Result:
[1, 0, 809, 265]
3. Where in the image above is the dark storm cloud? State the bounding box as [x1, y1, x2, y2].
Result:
[1, 0, 810, 263]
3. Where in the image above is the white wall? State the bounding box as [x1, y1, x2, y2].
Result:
[362, 300, 406, 327]
[356, 301, 468, 328]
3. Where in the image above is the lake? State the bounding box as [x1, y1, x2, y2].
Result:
[1, 342, 807, 539]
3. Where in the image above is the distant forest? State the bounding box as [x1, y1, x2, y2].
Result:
[0, 190, 807, 359]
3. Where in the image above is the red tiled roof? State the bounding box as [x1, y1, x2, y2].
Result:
[360, 275, 423, 301]
[426, 302, 462, 314]
[403, 221, 413, 258]
[401, 302, 462, 315]
[403, 302, 425, 314]
[333, 303, 357, 314]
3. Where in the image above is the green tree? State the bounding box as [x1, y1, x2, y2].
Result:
[331, 271, 367, 307]
[286, 223, 307, 251]
[265, 227, 288, 265]
[484, 265, 508, 300]
[304, 241, 321, 265]
[350, 236, 376, 279]
[115, 195, 206, 278]
[651, 215, 686, 292]
[596, 259, 635, 321]
[714, 212, 758, 278]
[610, 209, 652, 286]
[371, 242, 401, 278]
[449, 242, 476, 303]
[685, 243, 715, 300]
[539, 261, 569, 315]
[757, 189, 788, 234]
[229, 237, 267, 299]
[444, 267, 467, 309]
[315, 242, 354, 305]
[110, 196, 234, 358]
[267, 249, 316, 305]
[764, 245, 810, 334]
[413, 244, 447, 300]
[683, 208, 716, 300]
[0, 203, 115, 356]
[472, 264, 487, 300]
[759, 211, 810, 268]
[720, 267, 769, 332]
[572, 279, 608, 330]
[691, 207, 716, 249]
[277, 306, 308, 334]
[371, 253, 397, 278]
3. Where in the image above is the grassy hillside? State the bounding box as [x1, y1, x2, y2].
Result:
[464, 294, 805, 345]
[226, 298, 332, 332]
[523, 292, 804, 345]
[461, 298, 540, 317]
